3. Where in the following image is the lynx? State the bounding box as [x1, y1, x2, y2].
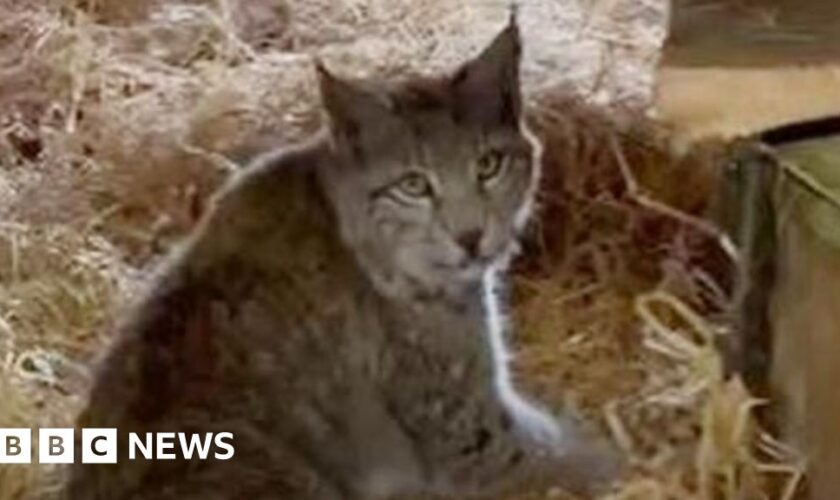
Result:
[62, 18, 618, 500]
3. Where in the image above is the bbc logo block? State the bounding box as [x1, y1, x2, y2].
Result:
[39, 428, 74, 464]
[0, 429, 31, 464]
[81, 428, 117, 464]
[0, 428, 117, 464]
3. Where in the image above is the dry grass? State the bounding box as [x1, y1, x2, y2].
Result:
[509, 99, 803, 499]
[0, 0, 798, 499]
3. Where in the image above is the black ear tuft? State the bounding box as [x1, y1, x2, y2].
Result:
[450, 16, 523, 127]
[508, 2, 520, 33]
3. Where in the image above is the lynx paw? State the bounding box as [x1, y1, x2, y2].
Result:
[549, 417, 623, 496]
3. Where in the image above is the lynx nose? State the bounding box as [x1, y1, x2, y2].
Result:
[456, 229, 483, 258]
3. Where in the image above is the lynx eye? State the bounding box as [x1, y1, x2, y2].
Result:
[476, 150, 507, 183]
[393, 172, 434, 199]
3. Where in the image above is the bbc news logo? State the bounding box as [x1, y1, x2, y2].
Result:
[0, 429, 234, 464]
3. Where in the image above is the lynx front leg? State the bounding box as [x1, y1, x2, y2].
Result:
[491, 394, 618, 495]
[519, 410, 623, 497]
[402, 386, 618, 499]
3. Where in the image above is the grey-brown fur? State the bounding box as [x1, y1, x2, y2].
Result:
[62, 18, 618, 500]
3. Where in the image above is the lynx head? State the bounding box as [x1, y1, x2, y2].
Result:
[317, 19, 540, 299]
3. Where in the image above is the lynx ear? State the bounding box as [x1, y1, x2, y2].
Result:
[450, 14, 522, 127]
[315, 61, 394, 137]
